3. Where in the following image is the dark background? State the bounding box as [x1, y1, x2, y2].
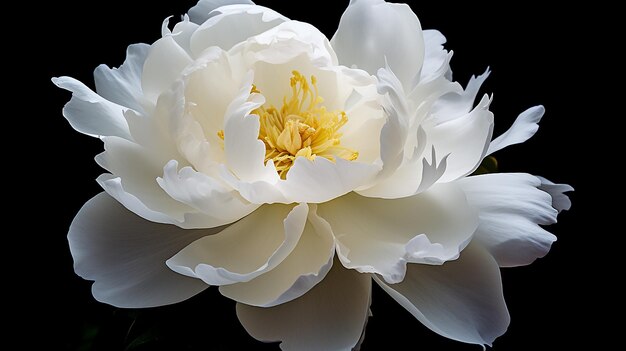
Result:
[26, 0, 600, 350]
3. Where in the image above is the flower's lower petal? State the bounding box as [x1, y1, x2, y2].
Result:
[141, 35, 193, 102]
[52, 76, 131, 139]
[190, 4, 287, 57]
[317, 182, 477, 284]
[487, 105, 545, 155]
[69, 193, 211, 308]
[331, 0, 424, 89]
[188, 0, 255, 24]
[459, 173, 570, 267]
[236, 260, 371, 351]
[537, 176, 574, 212]
[93, 44, 150, 114]
[220, 204, 334, 307]
[375, 243, 510, 346]
[166, 203, 308, 285]
[427, 94, 494, 182]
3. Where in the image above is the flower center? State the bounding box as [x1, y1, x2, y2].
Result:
[220, 71, 358, 179]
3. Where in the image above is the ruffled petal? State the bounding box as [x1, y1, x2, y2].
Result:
[190, 4, 287, 56]
[141, 35, 193, 102]
[317, 182, 477, 283]
[331, 0, 424, 89]
[487, 105, 545, 155]
[166, 203, 308, 285]
[375, 243, 510, 346]
[93, 43, 150, 113]
[459, 173, 571, 267]
[69, 193, 210, 308]
[236, 261, 371, 351]
[188, 0, 255, 24]
[220, 204, 334, 307]
[537, 176, 574, 212]
[52, 76, 131, 139]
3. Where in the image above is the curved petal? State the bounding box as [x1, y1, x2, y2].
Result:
[188, 0, 255, 24]
[52, 76, 131, 139]
[375, 243, 510, 346]
[69, 193, 211, 308]
[487, 105, 545, 155]
[220, 204, 334, 307]
[431, 69, 490, 124]
[158, 160, 259, 226]
[141, 35, 193, 102]
[94, 43, 150, 113]
[190, 4, 287, 57]
[459, 173, 570, 267]
[331, 0, 424, 89]
[427, 94, 494, 182]
[421, 29, 450, 82]
[236, 261, 371, 351]
[537, 176, 574, 212]
[317, 182, 477, 284]
[166, 203, 308, 285]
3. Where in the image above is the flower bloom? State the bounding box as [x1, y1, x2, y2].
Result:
[54, 0, 572, 349]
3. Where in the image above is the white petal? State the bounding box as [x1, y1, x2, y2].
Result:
[190, 4, 287, 56]
[236, 261, 371, 351]
[431, 69, 490, 124]
[427, 94, 494, 182]
[220, 204, 334, 307]
[420, 29, 450, 82]
[141, 35, 193, 102]
[537, 176, 574, 212]
[69, 193, 210, 308]
[169, 16, 200, 55]
[93, 43, 150, 113]
[158, 160, 259, 226]
[459, 173, 569, 267]
[331, 0, 424, 89]
[375, 243, 510, 346]
[166, 203, 308, 285]
[52, 76, 131, 139]
[487, 105, 545, 155]
[188, 0, 255, 24]
[317, 182, 477, 284]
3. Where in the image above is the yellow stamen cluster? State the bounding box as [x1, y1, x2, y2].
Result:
[219, 71, 358, 179]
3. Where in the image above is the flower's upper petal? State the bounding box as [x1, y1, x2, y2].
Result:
[188, 0, 255, 24]
[219, 204, 334, 307]
[331, 0, 424, 89]
[166, 203, 308, 285]
[236, 260, 371, 351]
[426, 94, 494, 182]
[190, 5, 287, 57]
[93, 44, 150, 114]
[421, 30, 450, 82]
[430, 69, 490, 124]
[317, 182, 477, 284]
[487, 105, 545, 155]
[158, 160, 259, 226]
[375, 243, 510, 346]
[141, 35, 193, 102]
[163, 15, 200, 55]
[69, 193, 211, 308]
[52, 77, 131, 139]
[459, 173, 571, 267]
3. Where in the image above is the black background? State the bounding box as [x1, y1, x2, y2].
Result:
[26, 0, 601, 350]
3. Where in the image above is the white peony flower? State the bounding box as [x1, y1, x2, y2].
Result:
[54, 0, 572, 349]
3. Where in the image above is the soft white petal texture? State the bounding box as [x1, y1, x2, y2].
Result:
[69, 193, 210, 308]
[141, 35, 193, 102]
[188, 0, 255, 24]
[52, 76, 131, 139]
[317, 183, 477, 284]
[487, 105, 545, 155]
[431, 69, 490, 124]
[421, 30, 450, 82]
[190, 5, 287, 56]
[375, 243, 510, 346]
[537, 176, 574, 212]
[458, 173, 568, 267]
[94, 43, 150, 113]
[236, 261, 371, 351]
[166, 203, 308, 285]
[331, 0, 424, 89]
[166, 15, 200, 55]
[220, 204, 335, 307]
[427, 94, 494, 182]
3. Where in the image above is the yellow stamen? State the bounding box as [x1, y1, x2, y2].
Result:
[218, 71, 358, 179]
